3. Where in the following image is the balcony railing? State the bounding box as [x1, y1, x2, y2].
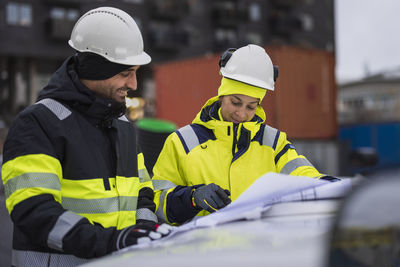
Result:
[150, 0, 189, 20]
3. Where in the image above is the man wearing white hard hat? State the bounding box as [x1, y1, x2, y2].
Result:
[1, 7, 172, 266]
[152, 44, 340, 224]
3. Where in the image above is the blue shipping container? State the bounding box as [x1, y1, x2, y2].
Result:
[339, 122, 400, 172]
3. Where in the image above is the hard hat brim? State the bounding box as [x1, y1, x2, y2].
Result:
[220, 71, 275, 91]
[69, 40, 152, 66]
[117, 51, 152, 66]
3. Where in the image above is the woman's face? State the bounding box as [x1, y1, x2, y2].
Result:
[219, 94, 259, 123]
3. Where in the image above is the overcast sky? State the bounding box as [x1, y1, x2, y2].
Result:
[334, 0, 400, 83]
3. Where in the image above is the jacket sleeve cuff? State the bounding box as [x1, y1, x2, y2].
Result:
[137, 187, 156, 212]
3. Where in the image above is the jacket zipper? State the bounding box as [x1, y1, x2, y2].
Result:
[232, 124, 238, 156]
[228, 124, 239, 195]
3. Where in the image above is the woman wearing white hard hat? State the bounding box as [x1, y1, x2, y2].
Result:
[152, 44, 339, 224]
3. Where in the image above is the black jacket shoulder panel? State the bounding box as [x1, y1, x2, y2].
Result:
[3, 103, 65, 163]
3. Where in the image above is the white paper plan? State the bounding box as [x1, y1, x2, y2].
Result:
[116, 172, 353, 253]
[184, 172, 352, 229]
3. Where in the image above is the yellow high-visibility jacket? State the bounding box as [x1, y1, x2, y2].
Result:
[153, 96, 326, 224]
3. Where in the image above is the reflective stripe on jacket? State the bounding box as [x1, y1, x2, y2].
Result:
[2, 100, 151, 229]
[152, 96, 324, 224]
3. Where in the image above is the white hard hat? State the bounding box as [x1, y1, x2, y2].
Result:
[68, 7, 151, 66]
[219, 44, 277, 91]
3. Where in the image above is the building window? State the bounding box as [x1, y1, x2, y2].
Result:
[246, 32, 262, 45]
[299, 13, 314, 31]
[148, 21, 188, 52]
[249, 3, 261, 22]
[50, 7, 79, 22]
[48, 7, 79, 41]
[6, 2, 32, 26]
[214, 28, 238, 48]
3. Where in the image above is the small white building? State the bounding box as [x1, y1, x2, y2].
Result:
[338, 67, 400, 125]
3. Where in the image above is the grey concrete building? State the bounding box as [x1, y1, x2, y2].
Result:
[0, 0, 335, 123]
[338, 67, 400, 124]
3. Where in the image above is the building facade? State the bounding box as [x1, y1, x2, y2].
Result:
[338, 68, 400, 125]
[0, 0, 335, 122]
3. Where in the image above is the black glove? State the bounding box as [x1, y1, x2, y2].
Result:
[135, 219, 157, 231]
[192, 183, 231, 213]
[116, 222, 175, 250]
[116, 224, 160, 250]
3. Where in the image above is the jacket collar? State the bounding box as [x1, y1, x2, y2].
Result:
[38, 56, 126, 127]
[193, 96, 266, 141]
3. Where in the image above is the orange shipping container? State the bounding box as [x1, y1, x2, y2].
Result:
[154, 46, 337, 139]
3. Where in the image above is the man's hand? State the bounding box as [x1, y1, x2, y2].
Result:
[116, 222, 175, 250]
[155, 223, 175, 237]
[192, 183, 231, 213]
